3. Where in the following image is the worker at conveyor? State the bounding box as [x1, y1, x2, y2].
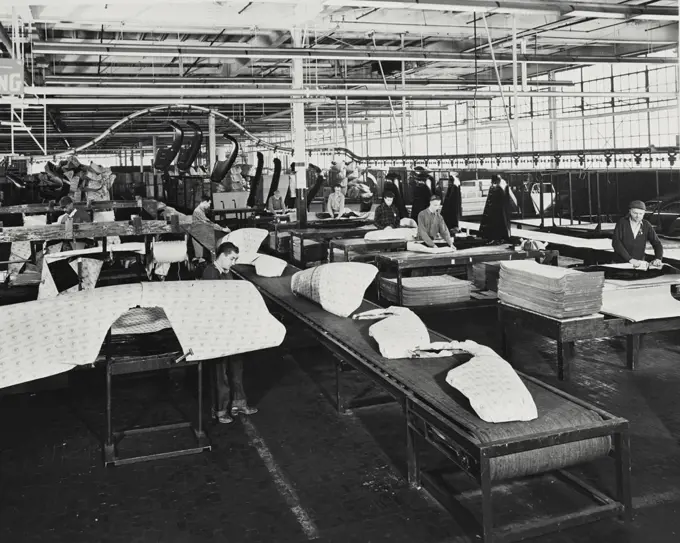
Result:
[327, 183, 346, 218]
[202, 241, 258, 424]
[374, 191, 400, 229]
[612, 200, 663, 268]
[192, 195, 230, 262]
[417, 195, 455, 249]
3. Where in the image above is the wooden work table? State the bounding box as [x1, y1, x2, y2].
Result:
[375, 246, 559, 306]
[498, 302, 680, 380]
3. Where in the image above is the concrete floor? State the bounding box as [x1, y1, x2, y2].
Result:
[2, 300, 680, 542]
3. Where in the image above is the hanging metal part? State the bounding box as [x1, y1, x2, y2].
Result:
[52, 104, 295, 157]
[371, 33, 406, 156]
[481, 13, 517, 150]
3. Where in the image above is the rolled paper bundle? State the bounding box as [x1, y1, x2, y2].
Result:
[153, 240, 188, 264]
[93, 210, 115, 222]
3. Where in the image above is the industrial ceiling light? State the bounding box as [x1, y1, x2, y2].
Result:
[564, 10, 626, 19]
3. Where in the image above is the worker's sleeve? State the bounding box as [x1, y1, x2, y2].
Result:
[612, 221, 632, 262]
[374, 205, 386, 228]
[418, 213, 435, 247]
[201, 266, 220, 280]
[647, 222, 664, 259]
[439, 216, 453, 245]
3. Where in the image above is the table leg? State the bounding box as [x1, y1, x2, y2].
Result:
[557, 340, 574, 381]
[626, 334, 641, 370]
[329, 242, 335, 262]
[397, 269, 404, 306]
[615, 430, 634, 521]
[405, 402, 421, 489]
[480, 458, 494, 543]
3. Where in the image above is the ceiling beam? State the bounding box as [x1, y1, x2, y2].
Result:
[31, 42, 677, 65]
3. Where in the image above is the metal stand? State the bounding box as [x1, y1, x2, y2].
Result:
[104, 331, 211, 466]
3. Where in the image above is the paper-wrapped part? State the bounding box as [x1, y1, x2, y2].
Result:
[254, 254, 287, 277]
[291, 262, 378, 317]
[0, 281, 286, 389]
[364, 228, 417, 242]
[226, 228, 268, 256]
[23, 214, 48, 226]
[153, 240, 188, 263]
[111, 307, 172, 335]
[445, 340, 538, 423]
[368, 309, 430, 359]
[399, 217, 417, 228]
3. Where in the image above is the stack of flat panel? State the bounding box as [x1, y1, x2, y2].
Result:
[380, 275, 471, 306]
[472, 261, 501, 291]
[498, 261, 604, 318]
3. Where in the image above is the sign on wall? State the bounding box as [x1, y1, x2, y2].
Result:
[0, 59, 24, 95]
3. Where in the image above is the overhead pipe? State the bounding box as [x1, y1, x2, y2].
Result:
[31, 42, 678, 66]
[22, 86, 679, 99]
[42, 75, 577, 87]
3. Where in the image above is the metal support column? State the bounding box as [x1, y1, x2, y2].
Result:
[208, 110, 216, 174]
[291, 28, 308, 228]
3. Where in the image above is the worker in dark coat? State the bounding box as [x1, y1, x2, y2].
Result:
[410, 176, 432, 220]
[384, 172, 408, 220]
[612, 200, 663, 268]
[479, 174, 514, 243]
[441, 173, 462, 231]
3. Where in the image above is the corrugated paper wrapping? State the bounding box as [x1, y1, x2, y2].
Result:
[0, 281, 286, 389]
[291, 262, 378, 317]
[498, 260, 604, 319]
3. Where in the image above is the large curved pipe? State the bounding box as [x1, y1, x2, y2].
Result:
[56, 104, 293, 157]
[247, 151, 264, 208]
[210, 134, 239, 183]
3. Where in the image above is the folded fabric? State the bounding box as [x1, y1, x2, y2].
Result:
[400, 218, 417, 228]
[364, 228, 417, 242]
[444, 340, 538, 423]
[291, 262, 378, 317]
[0, 281, 286, 389]
[406, 242, 456, 254]
[253, 254, 287, 277]
[368, 309, 430, 359]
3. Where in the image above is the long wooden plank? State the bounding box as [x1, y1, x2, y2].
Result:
[0, 220, 180, 242]
[376, 247, 551, 269]
[0, 199, 157, 215]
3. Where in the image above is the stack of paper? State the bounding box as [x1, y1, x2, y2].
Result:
[380, 275, 471, 306]
[498, 261, 604, 318]
[472, 261, 501, 291]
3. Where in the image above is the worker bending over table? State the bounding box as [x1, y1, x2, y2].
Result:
[374, 190, 400, 229]
[202, 241, 258, 424]
[327, 183, 346, 218]
[57, 196, 90, 224]
[612, 200, 663, 269]
[418, 195, 455, 249]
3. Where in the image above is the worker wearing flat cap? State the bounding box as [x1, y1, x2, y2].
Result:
[612, 200, 663, 268]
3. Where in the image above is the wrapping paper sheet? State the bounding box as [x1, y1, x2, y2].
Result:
[0, 281, 286, 389]
[227, 228, 269, 265]
[406, 242, 456, 254]
[364, 228, 417, 242]
[601, 284, 680, 322]
[253, 254, 287, 277]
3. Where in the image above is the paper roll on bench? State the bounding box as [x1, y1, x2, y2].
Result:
[153, 240, 188, 263]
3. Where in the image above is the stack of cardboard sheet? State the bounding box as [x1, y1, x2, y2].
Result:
[498, 261, 604, 318]
[472, 261, 501, 291]
[379, 274, 471, 306]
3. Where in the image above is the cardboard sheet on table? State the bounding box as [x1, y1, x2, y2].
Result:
[601, 284, 680, 322]
[0, 281, 286, 389]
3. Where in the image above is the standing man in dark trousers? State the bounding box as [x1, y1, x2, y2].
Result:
[202, 241, 258, 424]
[612, 200, 663, 268]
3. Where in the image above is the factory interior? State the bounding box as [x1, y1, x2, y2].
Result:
[2, 1, 680, 542]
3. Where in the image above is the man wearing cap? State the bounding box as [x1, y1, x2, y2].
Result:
[612, 200, 663, 268]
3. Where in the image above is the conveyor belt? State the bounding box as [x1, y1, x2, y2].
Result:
[233, 264, 620, 476]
